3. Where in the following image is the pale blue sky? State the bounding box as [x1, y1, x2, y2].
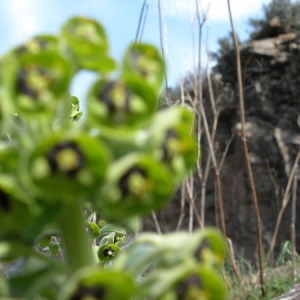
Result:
[0, 0, 272, 100]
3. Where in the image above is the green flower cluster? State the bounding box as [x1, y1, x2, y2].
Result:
[0, 16, 226, 300]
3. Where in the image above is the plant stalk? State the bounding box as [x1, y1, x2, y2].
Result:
[60, 199, 96, 273]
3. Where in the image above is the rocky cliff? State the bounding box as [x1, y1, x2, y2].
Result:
[144, 17, 300, 262]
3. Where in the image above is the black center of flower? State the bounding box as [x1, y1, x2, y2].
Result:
[34, 38, 48, 50]
[161, 128, 179, 162]
[71, 284, 106, 300]
[0, 189, 11, 212]
[118, 165, 147, 197]
[15, 45, 28, 55]
[130, 50, 148, 77]
[175, 274, 202, 300]
[103, 246, 115, 258]
[47, 141, 85, 176]
[16, 69, 38, 98]
[194, 238, 210, 262]
[98, 81, 131, 114]
[16, 67, 49, 100]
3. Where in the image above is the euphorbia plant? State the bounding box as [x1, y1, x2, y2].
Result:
[0, 16, 227, 299]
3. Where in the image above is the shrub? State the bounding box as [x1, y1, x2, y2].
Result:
[0, 16, 226, 299]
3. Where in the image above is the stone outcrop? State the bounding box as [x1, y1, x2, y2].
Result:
[144, 17, 300, 262]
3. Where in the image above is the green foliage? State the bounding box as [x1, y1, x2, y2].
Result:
[0, 15, 226, 299]
[249, 0, 300, 37]
[212, 0, 300, 75]
[226, 241, 300, 299]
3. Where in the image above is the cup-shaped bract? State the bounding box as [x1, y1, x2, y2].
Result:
[12, 35, 59, 57]
[99, 224, 126, 245]
[97, 154, 174, 219]
[163, 268, 227, 300]
[194, 228, 227, 267]
[0, 36, 63, 123]
[8, 51, 72, 118]
[0, 142, 65, 241]
[59, 268, 135, 300]
[114, 228, 226, 277]
[0, 56, 18, 129]
[0, 146, 62, 242]
[86, 78, 158, 136]
[27, 132, 110, 201]
[145, 106, 198, 182]
[0, 176, 43, 241]
[121, 43, 165, 93]
[97, 243, 121, 262]
[60, 16, 115, 73]
[0, 142, 19, 174]
[135, 260, 226, 300]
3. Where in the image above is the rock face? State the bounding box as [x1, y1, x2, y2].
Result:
[144, 17, 300, 262]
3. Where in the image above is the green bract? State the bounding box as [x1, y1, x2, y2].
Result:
[115, 229, 227, 300]
[0, 14, 227, 300]
[0, 176, 34, 239]
[59, 268, 135, 300]
[0, 56, 18, 130]
[158, 267, 227, 300]
[86, 77, 157, 136]
[86, 221, 100, 239]
[99, 224, 126, 245]
[60, 16, 115, 73]
[97, 154, 174, 219]
[12, 35, 59, 56]
[27, 132, 110, 201]
[122, 43, 165, 92]
[97, 243, 121, 261]
[69, 95, 82, 121]
[0, 176, 61, 243]
[145, 106, 198, 182]
[8, 51, 71, 117]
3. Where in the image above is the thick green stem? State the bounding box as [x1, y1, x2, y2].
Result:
[60, 199, 96, 272]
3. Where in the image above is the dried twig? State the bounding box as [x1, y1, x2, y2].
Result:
[151, 210, 162, 235]
[156, 0, 170, 104]
[176, 184, 186, 231]
[291, 164, 298, 286]
[185, 178, 203, 229]
[187, 176, 195, 233]
[226, 0, 265, 295]
[193, 0, 240, 278]
[268, 149, 300, 260]
[135, 0, 148, 42]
